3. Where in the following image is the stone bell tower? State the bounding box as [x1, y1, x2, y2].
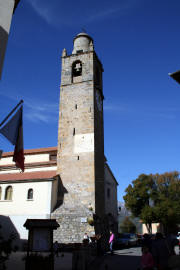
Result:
[53, 33, 105, 243]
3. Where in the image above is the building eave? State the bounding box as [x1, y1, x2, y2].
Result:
[2, 146, 57, 158]
[13, 0, 21, 13]
[105, 163, 119, 186]
[169, 70, 180, 84]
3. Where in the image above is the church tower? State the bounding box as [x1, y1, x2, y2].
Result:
[53, 33, 105, 243]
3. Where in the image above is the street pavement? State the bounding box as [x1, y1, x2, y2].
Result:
[97, 245, 179, 270]
[1, 248, 141, 270]
[3, 251, 72, 270]
[2, 246, 179, 270]
[98, 247, 141, 270]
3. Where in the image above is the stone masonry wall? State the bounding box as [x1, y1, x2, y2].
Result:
[52, 51, 97, 243]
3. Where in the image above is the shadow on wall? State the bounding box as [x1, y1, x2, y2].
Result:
[0, 215, 26, 250]
[0, 25, 9, 79]
[53, 175, 68, 211]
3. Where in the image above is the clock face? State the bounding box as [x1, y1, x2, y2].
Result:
[96, 90, 102, 111]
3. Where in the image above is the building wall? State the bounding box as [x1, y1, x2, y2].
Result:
[0, 180, 57, 243]
[0, 152, 57, 174]
[104, 165, 118, 219]
[142, 223, 160, 234]
[0, 153, 53, 167]
[51, 178, 58, 211]
[0, 0, 15, 79]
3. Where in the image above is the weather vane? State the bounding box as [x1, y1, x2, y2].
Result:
[81, 28, 87, 33]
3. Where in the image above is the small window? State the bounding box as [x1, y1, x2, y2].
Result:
[107, 188, 110, 199]
[50, 154, 57, 161]
[0, 187, 1, 200]
[73, 128, 75, 136]
[27, 189, 33, 200]
[76, 50, 83, 54]
[5, 186, 13, 200]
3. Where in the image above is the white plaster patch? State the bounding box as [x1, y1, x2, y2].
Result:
[74, 133, 94, 153]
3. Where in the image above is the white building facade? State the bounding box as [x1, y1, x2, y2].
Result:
[0, 147, 57, 247]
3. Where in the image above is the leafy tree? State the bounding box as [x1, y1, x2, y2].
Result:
[123, 171, 180, 234]
[120, 217, 136, 233]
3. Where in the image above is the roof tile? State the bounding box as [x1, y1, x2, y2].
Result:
[0, 170, 57, 182]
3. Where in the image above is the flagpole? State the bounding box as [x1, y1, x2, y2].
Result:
[0, 100, 23, 127]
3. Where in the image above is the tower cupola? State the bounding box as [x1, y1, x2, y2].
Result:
[72, 32, 93, 54]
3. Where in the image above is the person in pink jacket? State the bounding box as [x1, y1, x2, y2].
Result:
[141, 246, 154, 270]
[109, 231, 115, 255]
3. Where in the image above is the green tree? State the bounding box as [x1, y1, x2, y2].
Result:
[123, 171, 180, 234]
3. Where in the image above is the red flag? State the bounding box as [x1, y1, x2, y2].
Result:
[0, 105, 24, 171]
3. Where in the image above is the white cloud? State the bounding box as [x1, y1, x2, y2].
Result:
[0, 92, 59, 124]
[104, 103, 131, 112]
[24, 98, 59, 123]
[25, 0, 54, 25]
[104, 100, 179, 120]
[25, 0, 139, 27]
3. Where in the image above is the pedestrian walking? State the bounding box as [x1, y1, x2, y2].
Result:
[53, 241, 59, 257]
[151, 233, 170, 270]
[109, 231, 114, 255]
[83, 233, 90, 243]
[141, 246, 154, 270]
[142, 234, 152, 253]
[96, 234, 102, 256]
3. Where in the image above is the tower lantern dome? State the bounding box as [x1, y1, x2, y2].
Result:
[72, 32, 93, 54]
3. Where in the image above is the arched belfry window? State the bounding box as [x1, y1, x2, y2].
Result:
[0, 187, 2, 200]
[72, 60, 82, 83]
[27, 189, 33, 200]
[5, 186, 13, 200]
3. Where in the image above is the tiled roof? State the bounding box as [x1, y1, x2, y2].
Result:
[2, 147, 57, 157]
[0, 170, 57, 182]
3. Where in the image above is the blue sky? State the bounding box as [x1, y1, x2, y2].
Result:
[1, 0, 180, 201]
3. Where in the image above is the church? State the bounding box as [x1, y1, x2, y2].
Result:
[0, 32, 118, 247]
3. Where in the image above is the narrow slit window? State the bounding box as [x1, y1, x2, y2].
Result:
[107, 188, 110, 199]
[73, 128, 75, 136]
[75, 104, 77, 109]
